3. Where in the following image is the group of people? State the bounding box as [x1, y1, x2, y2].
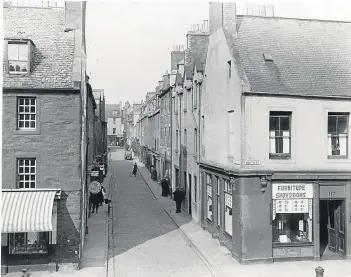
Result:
[161, 175, 185, 213]
[131, 162, 186, 214]
[89, 185, 107, 213]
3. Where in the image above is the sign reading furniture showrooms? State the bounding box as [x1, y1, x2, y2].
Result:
[272, 183, 314, 199]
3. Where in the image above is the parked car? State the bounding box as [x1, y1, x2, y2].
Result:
[124, 150, 133, 160]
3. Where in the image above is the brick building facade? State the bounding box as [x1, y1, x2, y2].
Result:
[1, 2, 99, 273]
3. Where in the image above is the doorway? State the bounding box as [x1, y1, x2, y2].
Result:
[188, 173, 192, 215]
[319, 200, 346, 259]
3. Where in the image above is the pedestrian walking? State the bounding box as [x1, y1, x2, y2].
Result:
[173, 187, 185, 213]
[97, 186, 104, 207]
[161, 176, 170, 197]
[90, 192, 99, 213]
[131, 162, 138, 177]
[89, 181, 101, 213]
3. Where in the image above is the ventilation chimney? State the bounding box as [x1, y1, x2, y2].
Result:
[171, 49, 185, 71]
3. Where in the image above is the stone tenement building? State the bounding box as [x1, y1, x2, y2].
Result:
[1, 1, 104, 273]
[135, 1, 351, 265]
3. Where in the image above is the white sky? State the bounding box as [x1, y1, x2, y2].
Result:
[85, 0, 351, 105]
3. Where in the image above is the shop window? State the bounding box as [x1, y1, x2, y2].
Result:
[206, 173, 213, 221]
[216, 176, 220, 227]
[224, 179, 233, 236]
[269, 111, 291, 159]
[9, 232, 49, 255]
[272, 183, 313, 244]
[328, 113, 348, 158]
[273, 213, 313, 243]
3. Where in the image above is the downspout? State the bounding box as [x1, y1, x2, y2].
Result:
[198, 80, 203, 227]
[170, 88, 173, 197]
[179, 87, 182, 189]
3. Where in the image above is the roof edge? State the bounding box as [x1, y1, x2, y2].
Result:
[243, 91, 351, 100]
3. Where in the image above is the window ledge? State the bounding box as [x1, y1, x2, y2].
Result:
[13, 129, 41, 135]
[269, 154, 291, 160]
[224, 231, 232, 238]
[273, 242, 313, 248]
[327, 155, 348, 160]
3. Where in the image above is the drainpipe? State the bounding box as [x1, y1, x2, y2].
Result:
[170, 88, 173, 197]
[198, 80, 203, 227]
[179, 87, 182, 190]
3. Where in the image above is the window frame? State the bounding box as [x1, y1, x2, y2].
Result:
[206, 173, 213, 222]
[216, 176, 220, 228]
[327, 112, 349, 159]
[6, 40, 31, 75]
[269, 111, 292, 159]
[224, 179, 233, 236]
[17, 158, 36, 189]
[17, 96, 37, 131]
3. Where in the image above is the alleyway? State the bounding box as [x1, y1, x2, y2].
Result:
[108, 147, 213, 277]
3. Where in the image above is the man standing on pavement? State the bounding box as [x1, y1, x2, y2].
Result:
[173, 187, 185, 213]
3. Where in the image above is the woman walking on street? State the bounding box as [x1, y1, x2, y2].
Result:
[161, 176, 170, 197]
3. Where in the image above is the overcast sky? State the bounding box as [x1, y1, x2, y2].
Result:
[85, 0, 351, 105]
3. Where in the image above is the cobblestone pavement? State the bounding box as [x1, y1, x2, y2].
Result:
[108, 148, 214, 277]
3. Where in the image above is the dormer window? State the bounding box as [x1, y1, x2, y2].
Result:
[7, 40, 31, 74]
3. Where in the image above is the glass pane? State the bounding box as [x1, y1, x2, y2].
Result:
[328, 115, 337, 133]
[337, 116, 348, 134]
[30, 167, 35, 173]
[30, 106, 36, 113]
[25, 121, 29, 128]
[25, 160, 29, 165]
[19, 114, 24, 120]
[276, 137, 283, 153]
[8, 44, 18, 60]
[19, 121, 24, 128]
[19, 98, 24, 105]
[30, 182, 35, 188]
[30, 121, 35, 128]
[19, 175, 24, 180]
[30, 98, 36, 106]
[19, 159, 24, 166]
[19, 182, 24, 188]
[24, 106, 29, 113]
[18, 44, 28, 61]
[19, 167, 23, 173]
[19, 106, 24, 113]
[25, 99, 29, 105]
[280, 116, 290, 131]
[269, 116, 279, 131]
[25, 114, 30, 120]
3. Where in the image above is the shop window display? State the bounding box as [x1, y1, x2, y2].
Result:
[9, 232, 49, 255]
[273, 213, 313, 243]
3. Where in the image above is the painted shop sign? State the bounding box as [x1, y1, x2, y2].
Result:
[272, 183, 313, 200]
[320, 185, 345, 199]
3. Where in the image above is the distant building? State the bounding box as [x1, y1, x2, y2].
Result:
[105, 104, 123, 146]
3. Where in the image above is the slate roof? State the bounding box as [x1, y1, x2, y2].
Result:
[184, 34, 209, 81]
[225, 16, 351, 98]
[3, 6, 76, 89]
[105, 104, 122, 118]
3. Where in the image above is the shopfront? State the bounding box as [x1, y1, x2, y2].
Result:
[1, 189, 61, 274]
[199, 162, 351, 264]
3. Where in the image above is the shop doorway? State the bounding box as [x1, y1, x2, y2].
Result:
[319, 200, 346, 259]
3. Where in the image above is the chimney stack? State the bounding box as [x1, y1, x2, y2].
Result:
[209, 2, 237, 36]
[170, 48, 185, 71]
[65, 1, 86, 32]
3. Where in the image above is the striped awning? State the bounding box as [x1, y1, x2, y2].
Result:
[1, 190, 57, 233]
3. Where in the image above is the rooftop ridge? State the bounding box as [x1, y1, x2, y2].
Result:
[237, 14, 351, 24]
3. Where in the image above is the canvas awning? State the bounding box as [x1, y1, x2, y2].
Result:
[1, 189, 58, 233]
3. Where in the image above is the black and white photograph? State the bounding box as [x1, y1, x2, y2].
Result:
[1, 0, 351, 276]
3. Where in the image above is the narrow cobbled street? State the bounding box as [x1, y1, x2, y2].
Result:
[108, 147, 213, 277]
